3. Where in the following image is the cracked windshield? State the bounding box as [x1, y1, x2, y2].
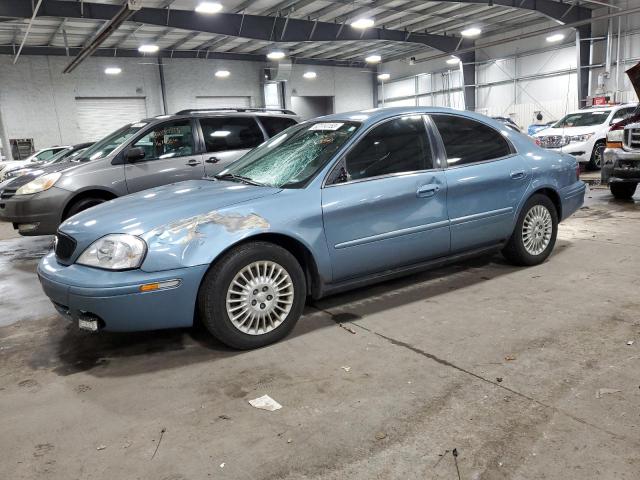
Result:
[219, 121, 360, 188]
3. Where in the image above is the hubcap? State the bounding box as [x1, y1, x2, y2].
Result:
[225, 261, 294, 335]
[522, 205, 553, 256]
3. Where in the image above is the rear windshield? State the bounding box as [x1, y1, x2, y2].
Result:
[553, 110, 611, 128]
[75, 123, 147, 162]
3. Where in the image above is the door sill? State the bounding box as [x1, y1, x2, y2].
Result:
[318, 243, 505, 298]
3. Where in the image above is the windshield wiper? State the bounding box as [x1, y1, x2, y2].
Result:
[214, 173, 264, 186]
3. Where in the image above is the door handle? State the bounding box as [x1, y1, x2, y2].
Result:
[205, 156, 220, 164]
[186, 159, 201, 167]
[510, 170, 525, 180]
[416, 184, 440, 198]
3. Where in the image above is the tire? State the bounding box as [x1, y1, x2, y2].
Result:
[63, 197, 108, 221]
[197, 242, 306, 350]
[587, 141, 605, 171]
[502, 194, 558, 266]
[610, 182, 637, 200]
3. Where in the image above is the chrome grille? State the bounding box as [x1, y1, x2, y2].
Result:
[625, 127, 640, 150]
[538, 135, 569, 149]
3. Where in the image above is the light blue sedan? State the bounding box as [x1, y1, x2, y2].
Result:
[38, 107, 586, 349]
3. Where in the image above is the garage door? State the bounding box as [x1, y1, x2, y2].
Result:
[196, 96, 252, 109]
[75, 97, 148, 142]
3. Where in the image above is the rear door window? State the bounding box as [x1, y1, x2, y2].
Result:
[258, 116, 298, 137]
[431, 114, 512, 167]
[199, 117, 265, 153]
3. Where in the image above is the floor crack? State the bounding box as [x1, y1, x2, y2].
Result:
[348, 320, 632, 443]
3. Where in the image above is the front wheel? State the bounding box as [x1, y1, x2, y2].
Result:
[610, 182, 637, 200]
[502, 194, 558, 266]
[587, 141, 605, 171]
[197, 242, 306, 350]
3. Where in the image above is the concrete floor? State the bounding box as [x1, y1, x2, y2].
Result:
[1, 187, 639, 480]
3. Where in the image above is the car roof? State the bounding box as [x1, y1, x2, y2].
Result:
[567, 103, 638, 115]
[140, 110, 298, 124]
[308, 106, 506, 129]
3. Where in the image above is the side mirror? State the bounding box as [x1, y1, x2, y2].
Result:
[126, 147, 146, 162]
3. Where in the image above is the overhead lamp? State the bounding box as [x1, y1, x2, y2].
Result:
[267, 51, 286, 60]
[138, 44, 159, 53]
[546, 33, 565, 42]
[461, 27, 482, 37]
[303, 71, 317, 79]
[104, 67, 122, 75]
[195, 2, 223, 14]
[365, 54, 382, 63]
[446, 56, 460, 65]
[377, 73, 390, 81]
[215, 70, 230, 78]
[351, 18, 375, 29]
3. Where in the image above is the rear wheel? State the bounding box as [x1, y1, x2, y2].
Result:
[587, 141, 605, 171]
[63, 197, 108, 221]
[197, 242, 306, 349]
[610, 182, 637, 200]
[502, 194, 558, 266]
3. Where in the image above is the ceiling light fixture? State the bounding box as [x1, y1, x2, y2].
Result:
[215, 70, 230, 78]
[195, 2, 223, 14]
[267, 51, 286, 60]
[351, 18, 375, 29]
[138, 44, 159, 53]
[104, 67, 122, 75]
[303, 71, 317, 79]
[377, 73, 390, 81]
[446, 56, 460, 65]
[546, 33, 565, 42]
[365, 54, 382, 63]
[461, 27, 482, 37]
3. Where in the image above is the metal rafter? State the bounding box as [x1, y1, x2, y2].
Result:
[0, 0, 468, 54]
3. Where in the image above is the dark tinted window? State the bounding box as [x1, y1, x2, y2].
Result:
[132, 120, 194, 160]
[259, 116, 297, 137]
[611, 107, 636, 124]
[432, 115, 511, 166]
[200, 117, 264, 153]
[341, 116, 433, 182]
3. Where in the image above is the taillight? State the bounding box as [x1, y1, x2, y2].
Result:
[576, 162, 581, 181]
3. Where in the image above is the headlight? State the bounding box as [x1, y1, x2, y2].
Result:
[77, 234, 147, 270]
[568, 133, 593, 143]
[607, 129, 624, 143]
[15, 172, 62, 195]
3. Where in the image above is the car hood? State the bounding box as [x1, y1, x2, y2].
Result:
[627, 61, 640, 99]
[534, 125, 600, 137]
[1, 160, 77, 189]
[0, 159, 31, 171]
[59, 179, 281, 243]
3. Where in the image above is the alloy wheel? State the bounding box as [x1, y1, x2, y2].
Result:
[522, 205, 553, 256]
[225, 261, 294, 335]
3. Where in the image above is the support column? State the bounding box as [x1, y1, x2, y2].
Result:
[0, 103, 12, 161]
[460, 51, 476, 111]
[577, 24, 592, 108]
[157, 56, 168, 115]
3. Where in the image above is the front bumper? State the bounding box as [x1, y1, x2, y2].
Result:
[543, 142, 591, 163]
[602, 148, 640, 183]
[0, 186, 70, 235]
[37, 252, 209, 332]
